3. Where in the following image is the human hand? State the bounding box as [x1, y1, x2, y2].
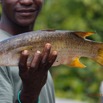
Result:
[18, 43, 57, 103]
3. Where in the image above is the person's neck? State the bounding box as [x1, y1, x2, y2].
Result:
[0, 24, 34, 35]
[0, 15, 34, 35]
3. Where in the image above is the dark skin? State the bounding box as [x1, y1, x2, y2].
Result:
[0, 0, 57, 103]
[19, 44, 57, 103]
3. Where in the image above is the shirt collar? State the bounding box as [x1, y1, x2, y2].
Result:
[0, 29, 12, 41]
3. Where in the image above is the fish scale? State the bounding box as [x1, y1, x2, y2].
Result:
[0, 30, 103, 68]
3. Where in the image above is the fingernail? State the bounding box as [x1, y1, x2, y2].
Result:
[46, 43, 51, 49]
[22, 50, 29, 55]
[53, 51, 57, 55]
[37, 50, 41, 54]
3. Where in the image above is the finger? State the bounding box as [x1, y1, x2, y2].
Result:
[41, 43, 51, 65]
[29, 50, 41, 71]
[46, 51, 58, 70]
[19, 50, 29, 73]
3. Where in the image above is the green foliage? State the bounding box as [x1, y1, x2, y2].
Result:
[51, 61, 103, 103]
[35, 0, 103, 41]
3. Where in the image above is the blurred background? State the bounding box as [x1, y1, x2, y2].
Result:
[35, 0, 103, 103]
[1, 0, 103, 103]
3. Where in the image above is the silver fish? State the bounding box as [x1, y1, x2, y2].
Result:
[0, 30, 103, 68]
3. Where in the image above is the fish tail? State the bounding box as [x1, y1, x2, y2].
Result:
[94, 44, 103, 66]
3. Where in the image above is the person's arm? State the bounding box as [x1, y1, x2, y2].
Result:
[18, 43, 57, 103]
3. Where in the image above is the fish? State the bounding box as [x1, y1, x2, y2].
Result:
[0, 30, 103, 68]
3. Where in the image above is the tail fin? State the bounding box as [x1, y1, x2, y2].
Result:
[94, 48, 103, 66]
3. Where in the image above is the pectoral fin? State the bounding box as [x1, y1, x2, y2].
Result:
[75, 32, 94, 38]
[68, 57, 86, 68]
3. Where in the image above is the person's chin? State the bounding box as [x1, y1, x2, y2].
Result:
[16, 19, 35, 27]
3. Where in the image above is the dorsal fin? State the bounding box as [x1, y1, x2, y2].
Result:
[74, 32, 94, 38]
